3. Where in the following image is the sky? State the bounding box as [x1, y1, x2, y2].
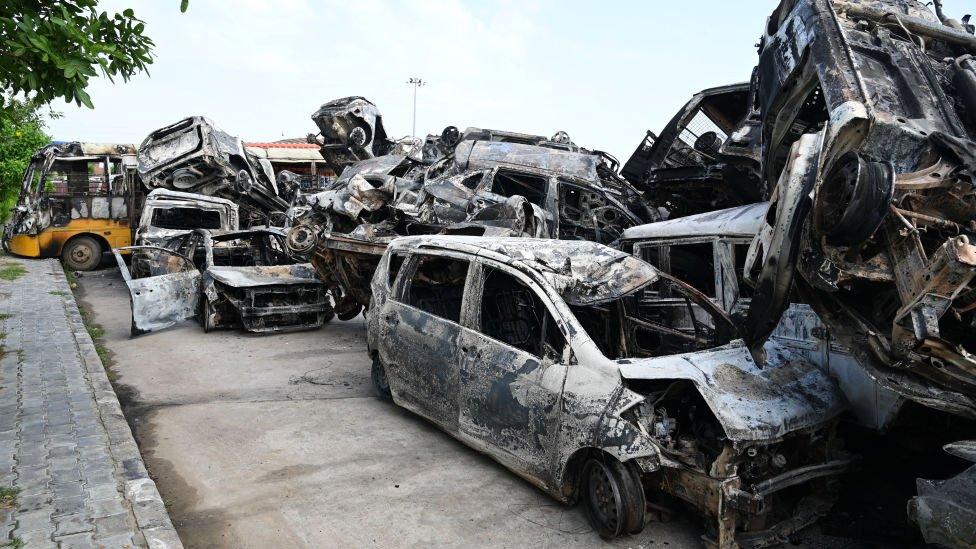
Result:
[44, 0, 972, 161]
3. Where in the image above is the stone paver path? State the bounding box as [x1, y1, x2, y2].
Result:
[0, 257, 180, 549]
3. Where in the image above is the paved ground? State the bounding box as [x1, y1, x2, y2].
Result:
[76, 267, 710, 548]
[0, 257, 179, 549]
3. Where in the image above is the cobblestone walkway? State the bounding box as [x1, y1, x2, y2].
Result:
[0, 258, 180, 549]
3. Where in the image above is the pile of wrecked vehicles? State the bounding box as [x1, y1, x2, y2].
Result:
[286, 0, 976, 546]
[4, 0, 976, 546]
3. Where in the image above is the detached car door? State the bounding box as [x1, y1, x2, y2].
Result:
[381, 252, 472, 432]
[113, 246, 201, 335]
[457, 263, 569, 485]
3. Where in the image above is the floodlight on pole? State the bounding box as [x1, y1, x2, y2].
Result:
[407, 77, 425, 138]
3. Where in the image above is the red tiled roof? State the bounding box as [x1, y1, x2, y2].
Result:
[245, 142, 319, 149]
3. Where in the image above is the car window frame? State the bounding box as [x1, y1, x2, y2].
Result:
[389, 250, 475, 326]
[462, 259, 570, 363]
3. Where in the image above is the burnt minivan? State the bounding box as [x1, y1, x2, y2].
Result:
[365, 235, 849, 547]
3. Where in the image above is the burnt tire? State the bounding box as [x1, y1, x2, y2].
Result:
[61, 236, 102, 271]
[200, 296, 216, 333]
[371, 355, 392, 401]
[582, 457, 646, 539]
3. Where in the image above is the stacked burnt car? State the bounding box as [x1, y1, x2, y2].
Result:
[619, 1, 976, 546]
[289, 0, 976, 547]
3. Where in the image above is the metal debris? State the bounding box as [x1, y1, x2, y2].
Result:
[291, 101, 657, 319]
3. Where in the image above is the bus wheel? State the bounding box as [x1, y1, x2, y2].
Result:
[62, 236, 102, 271]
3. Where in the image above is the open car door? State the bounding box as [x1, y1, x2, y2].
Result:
[113, 246, 201, 335]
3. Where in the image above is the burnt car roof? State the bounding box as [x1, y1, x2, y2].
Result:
[389, 235, 658, 306]
[621, 202, 768, 241]
[454, 140, 600, 181]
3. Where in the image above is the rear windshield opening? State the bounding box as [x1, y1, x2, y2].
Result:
[151, 207, 222, 230]
[491, 170, 547, 206]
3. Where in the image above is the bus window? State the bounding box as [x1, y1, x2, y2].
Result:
[45, 159, 109, 197]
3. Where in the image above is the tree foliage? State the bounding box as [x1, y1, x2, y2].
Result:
[0, 98, 52, 221]
[0, 1, 187, 109]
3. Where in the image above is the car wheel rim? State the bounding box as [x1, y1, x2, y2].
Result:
[587, 462, 622, 533]
[71, 246, 92, 263]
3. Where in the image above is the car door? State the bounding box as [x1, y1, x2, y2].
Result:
[113, 246, 201, 335]
[380, 252, 472, 432]
[457, 262, 569, 485]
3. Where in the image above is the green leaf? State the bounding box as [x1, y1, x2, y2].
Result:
[75, 87, 93, 109]
[181, 0, 189, 13]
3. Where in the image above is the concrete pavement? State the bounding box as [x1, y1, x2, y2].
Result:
[77, 267, 704, 548]
[0, 256, 179, 549]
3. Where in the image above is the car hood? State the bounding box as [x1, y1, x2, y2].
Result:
[207, 264, 321, 288]
[617, 340, 846, 442]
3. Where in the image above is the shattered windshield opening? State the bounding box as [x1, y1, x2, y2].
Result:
[210, 233, 294, 267]
[570, 273, 735, 359]
[151, 208, 222, 230]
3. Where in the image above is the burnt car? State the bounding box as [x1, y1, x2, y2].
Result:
[728, 1, 976, 545]
[621, 83, 763, 219]
[113, 228, 332, 335]
[137, 117, 289, 223]
[290, 123, 655, 319]
[135, 189, 239, 248]
[741, 0, 976, 416]
[308, 96, 425, 174]
[365, 236, 849, 547]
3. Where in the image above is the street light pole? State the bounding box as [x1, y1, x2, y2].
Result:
[407, 77, 425, 138]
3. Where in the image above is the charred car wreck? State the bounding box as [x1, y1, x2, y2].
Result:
[290, 113, 656, 319]
[366, 236, 849, 548]
[137, 117, 289, 225]
[621, 84, 763, 219]
[728, 0, 976, 546]
[115, 228, 332, 335]
[743, 0, 976, 416]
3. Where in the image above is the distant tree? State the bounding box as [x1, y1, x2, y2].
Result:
[0, 0, 188, 109]
[0, 97, 53, 221]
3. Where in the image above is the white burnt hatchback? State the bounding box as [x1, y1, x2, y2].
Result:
[365, 236, 850, 548]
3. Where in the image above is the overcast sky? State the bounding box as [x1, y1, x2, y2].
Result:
[44, 0, 971, 160]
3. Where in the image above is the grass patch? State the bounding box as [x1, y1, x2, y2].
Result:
[0, 263, 26, 281]
[0, 486, 18, 507]
[2, 537, 24, 549]
[63, 267, 77, 288]
[0, 313, 11, 321]
[76, 297, 110, 367]
[48, 290, 69, 297]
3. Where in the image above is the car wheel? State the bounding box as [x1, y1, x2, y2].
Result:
[371, 355, 392, 401]
[61, 236, 102, 271]
[582, 457, 646, 539]
[200, 296, 216, 333]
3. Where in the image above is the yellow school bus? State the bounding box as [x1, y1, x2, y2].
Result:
[2, 142, 143, 270]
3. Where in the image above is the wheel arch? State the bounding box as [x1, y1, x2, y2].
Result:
[62, 232, 110, 254]
[559, 447, 620, 504]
